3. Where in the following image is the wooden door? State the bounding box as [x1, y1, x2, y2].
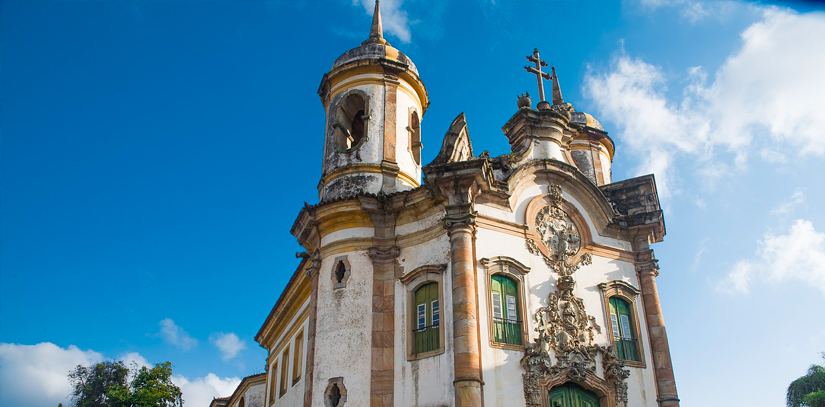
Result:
[548, 383, 600, 407]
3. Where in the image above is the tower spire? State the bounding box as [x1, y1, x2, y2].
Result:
[551, 66, 564, 105]
[363, 0, 389, 45]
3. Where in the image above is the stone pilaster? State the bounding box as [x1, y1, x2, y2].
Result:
[380, 70, 400, 194]
[445, 203, 484, 407]
[303, 250, 321, 407]
[361, 196, 403, 407]
[635, 246, 680, 407]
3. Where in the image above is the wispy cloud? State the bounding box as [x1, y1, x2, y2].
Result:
[718, 219, 825, 295]
[158, 318, 198, 351]
[210, 332, 246, 361]
[0, 342, 240, 407]
[633, 0, 736, 23]
[583, 8, 825, 198]
[772, 190, 806, 215]
[354, 0, 411, 43]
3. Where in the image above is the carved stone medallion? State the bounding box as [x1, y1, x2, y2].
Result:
[525, 185, 588, 269]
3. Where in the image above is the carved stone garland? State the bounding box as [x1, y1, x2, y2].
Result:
[521, 185, 630, 407]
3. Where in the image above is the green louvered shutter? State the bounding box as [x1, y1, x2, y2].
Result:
[414, 282, 439, 353]
[608, 297, 638, 362]
[491, 275, 522, 345]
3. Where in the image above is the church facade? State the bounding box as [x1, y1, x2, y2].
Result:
[213, 3, 680, 407]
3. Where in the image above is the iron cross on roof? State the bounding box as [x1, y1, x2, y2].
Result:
[524, 48, 551, 102]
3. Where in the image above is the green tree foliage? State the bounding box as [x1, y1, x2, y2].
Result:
[788, 354, 825, 407]
[68, 361, 183, 407]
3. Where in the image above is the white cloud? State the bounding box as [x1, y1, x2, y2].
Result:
[354, 0, 411, 43]
[210, 332, 247, 361]
[772, 190, 806, 215]
[584, 8, 825, 198]
[719, 219, 825, 295]
[159, 318, 198, 351]
[174, 373, 241, 407]
[0, 342, 241, 407]
[119, 351, 151, 369]
[0, 342, 103, 407]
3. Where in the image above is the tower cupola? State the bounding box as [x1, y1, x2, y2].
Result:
[316, 1, 429, 202]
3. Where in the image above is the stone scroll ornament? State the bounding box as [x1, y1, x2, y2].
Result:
[521, 185, 629, 407]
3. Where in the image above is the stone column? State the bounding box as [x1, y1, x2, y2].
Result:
[445, 203, 484, 407]
[303, 251, 321, 407]
[635, 247, 680, 407]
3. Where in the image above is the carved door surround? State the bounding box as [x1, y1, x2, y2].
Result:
[521, 185, 630, 407]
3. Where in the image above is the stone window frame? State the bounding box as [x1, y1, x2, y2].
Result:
[278, 345, 290, 398]
[399, 264, 447, 361]
[268, 360, 278, 405]
[406, 107, 422, 165]
[291, 330, 304, 386]
[331, 256, 351, 289]
[598, 280, 646, 368]
[323, 377, 347, 407]
[331, 89, 371, 153]
[480, 256, 531, 351]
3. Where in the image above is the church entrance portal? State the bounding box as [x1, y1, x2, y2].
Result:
[548, 383, 600, 407]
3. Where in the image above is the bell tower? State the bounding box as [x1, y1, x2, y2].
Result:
[316, 1, 429, 202]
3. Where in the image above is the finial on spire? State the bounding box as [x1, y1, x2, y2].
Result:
[551, 66, 564, 105]
[363, 0, 389, 46]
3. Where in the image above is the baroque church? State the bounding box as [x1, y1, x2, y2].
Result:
[210, 2, 680, 407]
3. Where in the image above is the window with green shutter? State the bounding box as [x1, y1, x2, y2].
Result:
[491, 275, 522, 345]
[413, 282, 439, 354]
[608, 297, 639, 362]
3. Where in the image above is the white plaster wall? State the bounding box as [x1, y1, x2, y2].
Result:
[320, 227, 374, 247]
[598, 148, 612, 184]
[528, 139, 568, 163]
[243, 383, 265, 407]
[395, 209, 443, 237]
[312, 251, 374, 407]
[395, 234, 455, 407]
[393, 86, 423, 189]
[474, 209, 659, 406]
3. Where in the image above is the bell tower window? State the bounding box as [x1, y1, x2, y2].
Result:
[408, 109, 422, 165]
[333, 93, 369, 151]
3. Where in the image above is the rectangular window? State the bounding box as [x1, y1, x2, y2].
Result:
[505, 295, 517, 321]
[492, 292, 502, 319]
[269, 361, 278, 405]
[610, 314, 620, 339]
[279, 347, 289, 398]
[292, 331, 303, 385]
[619, 315, 632, 340]
[417, 303, 426, 330]
[432, 300, 440, 327]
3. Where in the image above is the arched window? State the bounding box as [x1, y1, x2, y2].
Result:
[608, 297, 639, 362]
[408, 109, 422, 165]
[333, 93, 369, 151]
[413, 282, 440, 354]
[239, 397, 245, 407]
[491, 274, 522, 345]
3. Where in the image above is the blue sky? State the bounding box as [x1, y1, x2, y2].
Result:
[2, 1, 825, 406]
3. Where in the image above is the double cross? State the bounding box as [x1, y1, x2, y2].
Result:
[524, 48, 551, 102]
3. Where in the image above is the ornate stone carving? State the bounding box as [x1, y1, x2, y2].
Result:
[520, 186, 629, 406]
[527, 185, 592, 271]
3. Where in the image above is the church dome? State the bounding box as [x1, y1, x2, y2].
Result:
[332, 43, 419, 76]
[570, 111, 604, 131]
